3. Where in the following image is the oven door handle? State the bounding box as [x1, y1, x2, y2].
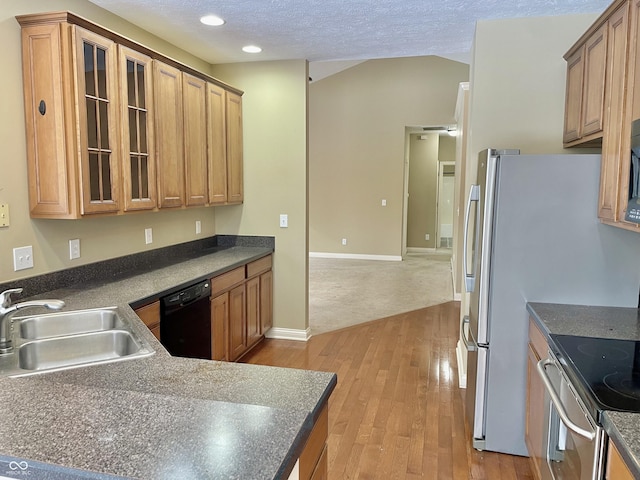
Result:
[536, 358, 596, 441]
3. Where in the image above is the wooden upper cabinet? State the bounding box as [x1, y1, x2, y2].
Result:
[17, 12, 243, 218]
[581, 24, 608, 138]
[18, 17, 121, 218]
[183, 73, 208, 206]
[563, 47, 586, 144]
[599, 2, 630, 222]
[119, 46, 156, 211]
[226, 91, 244, 204]
[154, 61, 185, 208]
[75, 27, 121, 215]
[207, 83, 228, 205]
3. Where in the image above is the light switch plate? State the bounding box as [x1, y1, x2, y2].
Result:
[13, 246, 33, 271]
[145, 228, 153, 244]
[279, 214, 288, 228]
[0, 203, 9, 227]
[69, 239, 80, 260]
[195, 220, 202, 235]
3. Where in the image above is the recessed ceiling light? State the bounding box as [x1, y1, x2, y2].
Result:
[242, 45, 262, 54]
[200, 15, 225, 26]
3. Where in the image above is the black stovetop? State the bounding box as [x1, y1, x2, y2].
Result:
[550, 334, 640, 420]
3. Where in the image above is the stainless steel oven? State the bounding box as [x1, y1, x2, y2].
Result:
[537, 353, 606, 480]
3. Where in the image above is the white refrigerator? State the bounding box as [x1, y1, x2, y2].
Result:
[462, 149, 640, 456]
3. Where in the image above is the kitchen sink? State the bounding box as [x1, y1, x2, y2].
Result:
[18, 330, 142, 372]
[18, 308, 123, 339]
[0, 307, 154, 377]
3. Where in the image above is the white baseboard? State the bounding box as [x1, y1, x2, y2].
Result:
[309, 252, 402, 261]
[406, 247, 437, 254]
[456, 340, 467, 388]
[265, 327, 311, 341]
[454, 292, 462, 301]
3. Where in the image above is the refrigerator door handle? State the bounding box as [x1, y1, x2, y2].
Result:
[463, 184, 481, 292]
[462, 315, 477, 352]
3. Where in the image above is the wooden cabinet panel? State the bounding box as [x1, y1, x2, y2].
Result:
[525, 318, 548, 480]
[600, 3, 630, 222]
[310, 446, 327, 480]
[20, 21, 78, 218]
[606, 440, 635, 480]
[228, 284, 246, 361]
[154, 60, 184, 208]
[247, 255, 272, 277]
[300, 404, 329, 480]
[581, 24, 608, 137]
[74, 27, 121, 215]
[226, 91, 244, 204]
[135, 301, 160, 340]
[260, 270, 273, 334]
[119, 46, 156, 211]
[563, 47, 585, 144]
[207, 83, 227, 205]
[246, 276, 261, 348]
[211, 293, 229, 361]
[183, 73, 208, 206]
[211, 266, 245, 296]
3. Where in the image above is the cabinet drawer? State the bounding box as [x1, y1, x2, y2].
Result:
[211, 266, 245, 296]
[528, 318, 548, 359]
[299, 403, 328, 480]
[247, 255, 272, 278]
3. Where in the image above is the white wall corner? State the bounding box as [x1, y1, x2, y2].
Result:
[265, 327, 311, 341]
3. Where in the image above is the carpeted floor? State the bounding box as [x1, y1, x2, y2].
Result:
[308, 251, 454, 335]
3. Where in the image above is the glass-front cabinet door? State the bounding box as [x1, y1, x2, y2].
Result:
[74, 27, 120, 214]
[119, 46, 156, 211]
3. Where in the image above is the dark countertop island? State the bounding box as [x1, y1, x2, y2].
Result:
[0, 240, 336, 479]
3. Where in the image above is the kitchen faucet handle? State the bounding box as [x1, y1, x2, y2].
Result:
[0, 289, 23, 308]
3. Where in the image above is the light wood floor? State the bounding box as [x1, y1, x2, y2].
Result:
[242, 301, 534, 480]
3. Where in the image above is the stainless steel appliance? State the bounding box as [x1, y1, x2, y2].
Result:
[626, 119, 640, 223]
[462, 149, 640, 455]
[538, 334, 640, 479]
[537, 351, 605, 480]
[160, 280, 212, 359]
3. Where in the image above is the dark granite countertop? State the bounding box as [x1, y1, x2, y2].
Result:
[527, 302, 640, 479]
[0, 244, 337, 479]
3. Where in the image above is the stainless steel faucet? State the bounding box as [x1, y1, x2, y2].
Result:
[0, 288, 65, 354]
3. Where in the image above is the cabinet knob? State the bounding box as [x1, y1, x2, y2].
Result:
[38, 100, 46, 116]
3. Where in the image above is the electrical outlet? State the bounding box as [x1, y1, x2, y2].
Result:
[195, 220, 202, 235]
[342, 238, 347, 246]
[69, 239, 81, 260]
[425, 234, 430, 241]
[381, 199, 387, 206]
[279, 214, 288, 228]
[13, 246, 33, 271]
[145, 228, 153, 245]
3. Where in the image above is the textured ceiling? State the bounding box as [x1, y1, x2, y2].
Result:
[88, 0, 610, 65]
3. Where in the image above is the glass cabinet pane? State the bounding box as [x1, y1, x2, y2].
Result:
[139, 111, 147, 154]
[84, 42, 95, 97]
[86, 100, 98, 148]
[101, 153, 112, 200]
[140, 158, 149, 197]
[129, 109, 138, 150]
[137, 63, 146, 108]
[99, 101, 109, 149]
[89, 153, 100, 201]
[127, 60, 136, 106]
[131, 156, 140, 198]
[96, 47, 107, 99]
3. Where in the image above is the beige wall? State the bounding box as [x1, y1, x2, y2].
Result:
[0, 0, 218, 284]
[468, 13, 600, 158]
[407, 134, 439, 248]
[210, 61, 309, 331]
[309, 56, 469, 257]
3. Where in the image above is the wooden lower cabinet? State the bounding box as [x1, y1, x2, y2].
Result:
[134, 301, 161, 340]
[299, 403, 329, 480]
[246, 276, 261, 348]
[606, 440, 635, 480]
[525, 318, 548, 480]
[260, 270, 273, 333]
[210, 293, 229, 361]
[228, 284, 247, 361]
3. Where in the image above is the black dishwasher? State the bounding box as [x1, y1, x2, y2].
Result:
[160, 280, 212, 359]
